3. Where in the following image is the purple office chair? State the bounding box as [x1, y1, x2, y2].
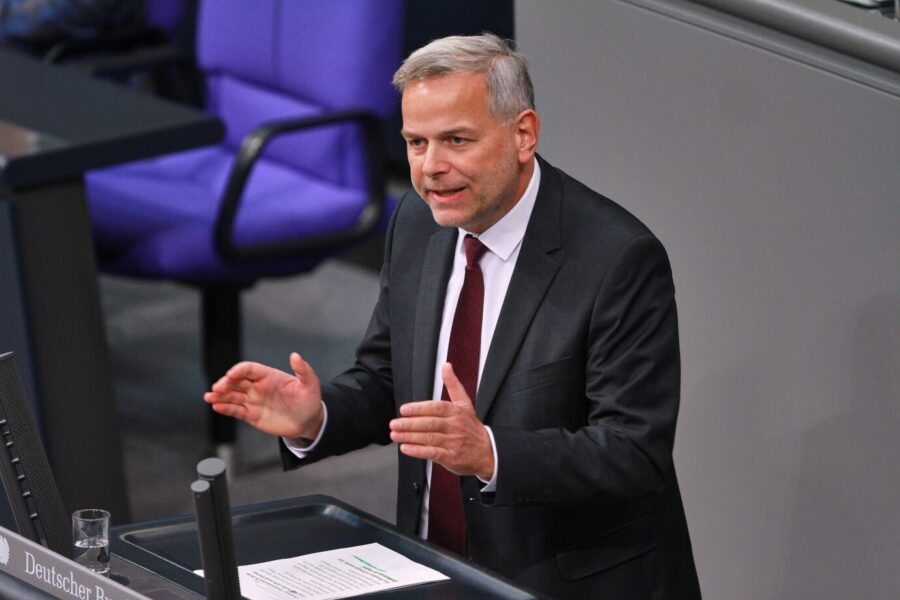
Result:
[84, 0, 403, 455]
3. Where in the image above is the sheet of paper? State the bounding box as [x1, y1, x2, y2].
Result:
[233, 542, 449, 600]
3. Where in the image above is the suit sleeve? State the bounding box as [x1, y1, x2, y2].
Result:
[280, 199, 401, 469]
[486, 234, 680, 506]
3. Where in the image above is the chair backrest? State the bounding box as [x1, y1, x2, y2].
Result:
[145, 0, 187, 35]
[196, 0, 403, 189]
[0, 353, 72, 557]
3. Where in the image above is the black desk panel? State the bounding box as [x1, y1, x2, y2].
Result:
[0, 48, 223, 522]
[113, 496, 542, 599]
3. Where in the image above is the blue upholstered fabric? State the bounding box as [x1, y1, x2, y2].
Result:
[207, 74, 367, 188]
[197, 0, 399, 117]
[88, 146, 366, 281]
[144, 0, 185, 34]
[85, 0, 402, 284]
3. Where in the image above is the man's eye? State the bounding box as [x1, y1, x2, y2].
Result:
[408, 139, 424, 148]
[450, 137, 466, 145]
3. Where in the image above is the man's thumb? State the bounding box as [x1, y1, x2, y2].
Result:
[442, 362, 471, 406]
[290, 352, 306, 377]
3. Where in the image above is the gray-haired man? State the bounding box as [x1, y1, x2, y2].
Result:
[206, 34, 701, 599]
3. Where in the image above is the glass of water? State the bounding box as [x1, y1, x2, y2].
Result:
[72, 509, 110, 575]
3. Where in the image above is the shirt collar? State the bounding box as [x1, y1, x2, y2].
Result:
[459, 158, 541, 261]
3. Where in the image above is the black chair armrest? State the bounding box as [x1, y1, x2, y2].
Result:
[43, 26, 200, 106]
[214, 110, 387, 262]
[81, 44, 184, 78]
[43, 25, 168, 66]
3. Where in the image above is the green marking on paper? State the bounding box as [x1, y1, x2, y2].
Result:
[353, 555, 398, 582]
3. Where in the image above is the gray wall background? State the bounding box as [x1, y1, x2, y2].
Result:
[516, 1, 899, 598]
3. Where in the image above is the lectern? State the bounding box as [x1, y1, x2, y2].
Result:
[113, 495, 543, 599]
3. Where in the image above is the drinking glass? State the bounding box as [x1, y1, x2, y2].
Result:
[72, 509, 110, 575]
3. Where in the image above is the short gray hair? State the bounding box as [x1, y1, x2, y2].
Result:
[393, 33, 535, 123]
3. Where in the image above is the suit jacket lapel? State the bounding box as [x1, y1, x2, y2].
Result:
[411, 226, 458, 401]
[476, 157, 563, 420]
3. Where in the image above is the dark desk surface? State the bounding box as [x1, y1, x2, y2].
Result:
[0, 48, 222, 188]
[113, 495, 542, 600]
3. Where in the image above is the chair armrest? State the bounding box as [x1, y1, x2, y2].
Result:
[43, 25, 168, 65]
[214, 110, 387, 262]
[80, 44, 184, 77]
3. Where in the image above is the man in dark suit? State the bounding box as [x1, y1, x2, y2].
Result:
[205, 33, 701, 599]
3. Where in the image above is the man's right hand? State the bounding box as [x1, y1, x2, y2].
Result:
[203, 352, 324, 440]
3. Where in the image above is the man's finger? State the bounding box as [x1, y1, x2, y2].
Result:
[390, 430, 445, 447]
[398, 443, 444, 463]
[226, 361, 267, 382]
[289, 352, 306, 376]
[290, 352, 319, 386]
[389, 415, 447, 433]
[210, 401, 247, 420]
[204, 390, 245, 406]
[442, 362, 472, 407]
[398, 444, 468, 476]
[211, 376, 251, 393]
[398, 400, 453, 417]
[210, 376, 230, 392]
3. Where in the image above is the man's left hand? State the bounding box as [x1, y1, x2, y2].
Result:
[389, 362, 495, 480]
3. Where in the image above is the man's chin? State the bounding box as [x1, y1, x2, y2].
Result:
[427, 204, 467, 230]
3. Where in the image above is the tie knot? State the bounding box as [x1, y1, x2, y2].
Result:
[463, 235, 486, 268]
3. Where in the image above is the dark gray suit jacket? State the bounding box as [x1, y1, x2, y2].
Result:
[283, 156, 701, 599]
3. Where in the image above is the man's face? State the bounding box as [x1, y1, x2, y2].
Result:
[401, 72, 538, 234]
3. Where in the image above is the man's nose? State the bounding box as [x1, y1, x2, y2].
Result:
[422, 145, 449, 177]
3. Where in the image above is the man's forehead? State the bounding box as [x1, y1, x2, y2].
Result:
[401, 74, 492, 128]
[401, 72, 488, 104]
[400, 105, 487, 137]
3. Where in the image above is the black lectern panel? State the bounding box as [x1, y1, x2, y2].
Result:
[0, 352, 72, 556]
[113, 495, 542, 599]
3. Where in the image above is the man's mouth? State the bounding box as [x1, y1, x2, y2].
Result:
[429, 186, 466, 201]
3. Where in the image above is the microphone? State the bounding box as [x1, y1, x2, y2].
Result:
[191, 458, 241, 600]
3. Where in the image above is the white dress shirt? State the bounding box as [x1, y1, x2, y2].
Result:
[287, 159, 542, 539]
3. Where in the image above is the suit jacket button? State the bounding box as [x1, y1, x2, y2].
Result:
[412, 482, 420, 494]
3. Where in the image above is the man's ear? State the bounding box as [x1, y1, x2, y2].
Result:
[514, 109, 540, 164]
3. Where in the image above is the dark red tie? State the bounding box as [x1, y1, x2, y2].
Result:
[428, 235, 486, 556]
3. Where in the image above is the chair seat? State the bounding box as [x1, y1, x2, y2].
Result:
[85, 145, 369, 283]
